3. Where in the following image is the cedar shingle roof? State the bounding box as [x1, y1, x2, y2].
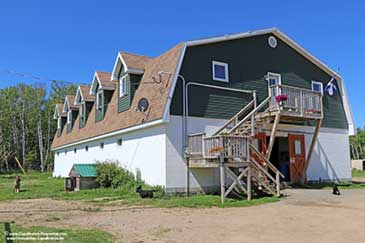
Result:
[120, 52, 153, 70]
[96, 71, 115, 90]
[79, 85, 95, 102]
[65, 95, 78, 110]
[51, 44, 183, 149]
[55, 104, 67, 117]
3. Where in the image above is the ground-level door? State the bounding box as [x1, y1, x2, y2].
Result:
[288, 134, 306, 183]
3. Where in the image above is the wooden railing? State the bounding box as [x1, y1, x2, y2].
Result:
[269, 84, 323, 118]
[187, 134, 249, 160]
[249, 143, 284, 196]
[213, 100, 255, 136]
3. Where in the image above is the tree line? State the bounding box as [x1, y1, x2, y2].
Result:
[0, 81, 78, 173]
[350, 127, 365, 159]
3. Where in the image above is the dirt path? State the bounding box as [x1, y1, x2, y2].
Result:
[1, 189, 365, 243]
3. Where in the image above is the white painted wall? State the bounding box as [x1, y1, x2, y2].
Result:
[53, 124, 166, 186]
[276, 125, 352, 181]
[165, 115, 225, 193]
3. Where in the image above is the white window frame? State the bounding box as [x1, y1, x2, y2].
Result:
[57, 117, 61, 129]
[96, 90, 103, 109]
[67, 110, 72, 124]
[267, 72, 282, 86]
[212, 61, 229, 82]
[80, 101, 86, 117]
[119, 74, 128, 97]
[311, 81, 323, 94]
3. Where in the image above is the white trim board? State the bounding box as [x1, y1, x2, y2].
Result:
[52, 118, 166, 151]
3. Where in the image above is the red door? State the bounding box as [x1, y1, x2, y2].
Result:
[251, 132, 267, 165]
[288, 134, 306, 183]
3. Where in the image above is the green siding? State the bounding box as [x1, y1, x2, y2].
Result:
[117, 69, 141, 112]
[170, 34, 348, 130]
[96, 90, 113, 122]
[79, 102, 93, 128]
[67, 110, 78, 133]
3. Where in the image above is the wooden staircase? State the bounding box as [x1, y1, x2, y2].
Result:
[187, 84, 324, 203]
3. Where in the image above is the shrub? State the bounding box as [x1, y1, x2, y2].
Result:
[96, 161, 136, 189]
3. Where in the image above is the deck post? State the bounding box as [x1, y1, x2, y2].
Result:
[247, 165, 252, 201]
[276, 171, 280, 197]
[266, 113, 280, 159]
[220, 155, 225, 204]
[301, 119, 322, 183]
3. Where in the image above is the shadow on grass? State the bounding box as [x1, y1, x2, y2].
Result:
[4, 222, 13, 243]
[289, 182, 365, 190]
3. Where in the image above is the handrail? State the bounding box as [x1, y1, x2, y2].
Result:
[213, 99, 255, 136]
[249, 143, 285, 178]
[228, 96, 271, 134]
[271, 84, 323, 95]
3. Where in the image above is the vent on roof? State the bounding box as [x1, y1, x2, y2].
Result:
[268, 36, 277, 48]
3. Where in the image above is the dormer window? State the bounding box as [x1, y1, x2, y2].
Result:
[119, 75, 128, 97]
[57, 118, 61, 129]
[97, 90, 103, 110]
[67, 110, 72, 124]
[80, 102, 86, 117]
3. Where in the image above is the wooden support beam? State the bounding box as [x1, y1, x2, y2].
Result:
[276, 172, 280, 197]
[266, 113, 280, 159]
[301, 119, 322, 183]
[220, 156, 225, 204]
[226, 168, 247, 194]
[225, 167, 249, 197]
[247, 166, 252, 201]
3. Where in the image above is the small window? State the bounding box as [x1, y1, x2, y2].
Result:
[57, 152, 59, 156]
[74, 148, 77, 154]
[119, 75, 128, 97]
[67, 110, 72, 124]
[65, 150, 67, 155]
[311, 81, 323, 94]
[80, 102, 86, 117]
[117, 138, 122, 146]
[97, 90, 103, 109]
[212, 61, 229, 82]
[57, 118, 61, 129]
[85, 146, 88, 152]
[267, 72, 281, 86]
[100, 142, 104, 149]
[294, 140, 302, 155]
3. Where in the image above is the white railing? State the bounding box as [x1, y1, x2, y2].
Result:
[269, 85, 323, 118]
[188, 134, 249, 160]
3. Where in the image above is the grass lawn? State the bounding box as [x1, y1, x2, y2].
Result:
[0, 171, 279, 208]
[0, 222, 113, 243]
[352, 169, 365, 178]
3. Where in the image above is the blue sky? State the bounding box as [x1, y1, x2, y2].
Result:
[0, 0, 364, 128]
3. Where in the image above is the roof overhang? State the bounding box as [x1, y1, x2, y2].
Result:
[111, 52, 144, 81]
[74, 86, 84, 105]
[89, 72, 115, 95]
[164, 28, 355, 135]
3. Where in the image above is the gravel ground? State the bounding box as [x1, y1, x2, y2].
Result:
[1, 189, 365, 243]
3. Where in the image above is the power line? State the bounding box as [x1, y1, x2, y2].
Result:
[0, 67, 77, 84]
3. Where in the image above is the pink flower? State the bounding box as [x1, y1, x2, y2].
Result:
[275, 94, 288, 103]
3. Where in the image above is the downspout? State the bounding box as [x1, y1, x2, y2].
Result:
[178, 74, 189, 196]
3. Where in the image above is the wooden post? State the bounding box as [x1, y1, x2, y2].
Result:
[266, 113, 280, 159]
[276, 171, 280, 197]
[247, 165, 252, 201]
[301, 119, 322, 183]
[220, 155, 225, 204]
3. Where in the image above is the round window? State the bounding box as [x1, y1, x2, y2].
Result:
[268, 36, 277, 48]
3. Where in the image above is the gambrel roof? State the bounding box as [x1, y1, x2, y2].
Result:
[51, 28, 354, 150]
